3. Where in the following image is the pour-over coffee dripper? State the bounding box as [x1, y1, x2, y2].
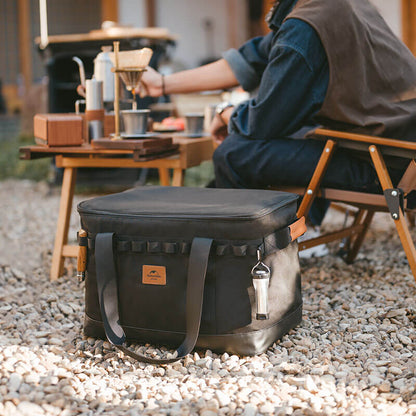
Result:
[118, 69, 146, 110]
[111, 42, 153, 139]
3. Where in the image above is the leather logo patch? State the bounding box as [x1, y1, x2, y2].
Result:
[142, 265, 166, 285]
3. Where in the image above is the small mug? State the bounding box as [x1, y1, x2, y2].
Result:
[121, 109, 150, 135]
[185, 113, 205, 136]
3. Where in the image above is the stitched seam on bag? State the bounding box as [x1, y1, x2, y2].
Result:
[84, 302, 302, 338]
[201, 303, 303, 338]
[78, 196, 298, 221]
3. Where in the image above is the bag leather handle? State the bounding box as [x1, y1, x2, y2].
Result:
[289, 217, 307, 241]
[95, 232, 213, 364]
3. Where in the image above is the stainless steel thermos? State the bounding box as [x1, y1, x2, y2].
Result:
[85, 78, 104, 140]
[85, 78, 103, 111]
[94, 46, 115, 103]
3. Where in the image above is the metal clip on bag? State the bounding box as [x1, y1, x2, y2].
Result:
[77, 186, 306, 364]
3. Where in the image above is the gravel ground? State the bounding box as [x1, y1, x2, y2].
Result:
[0, 179, 415, 416]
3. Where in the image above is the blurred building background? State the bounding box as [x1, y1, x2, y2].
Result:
[0, 0, 414, 119]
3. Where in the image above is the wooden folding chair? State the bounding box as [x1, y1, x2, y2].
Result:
[275, 128, 416, 282]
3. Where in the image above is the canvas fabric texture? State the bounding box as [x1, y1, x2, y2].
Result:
[77, 186, 304, 363]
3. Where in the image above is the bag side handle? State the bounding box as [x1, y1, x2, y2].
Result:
[289, 216, 307, 241]
[95, 232, 213, 365]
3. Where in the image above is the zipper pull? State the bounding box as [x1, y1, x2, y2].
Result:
[251, 248, 270, 320]
[77, 229, 87, 282]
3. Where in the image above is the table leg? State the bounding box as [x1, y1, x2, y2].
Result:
[50, 167, 77, 281]
[158, 168, 170, 186]
[172, 168, 185, 187]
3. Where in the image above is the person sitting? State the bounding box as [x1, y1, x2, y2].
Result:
[140, 0, 416, 249]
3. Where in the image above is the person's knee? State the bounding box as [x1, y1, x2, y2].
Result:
[213, 135, 246, 170]
[212, 141, 230, 170]
[213, 135, 250, 188]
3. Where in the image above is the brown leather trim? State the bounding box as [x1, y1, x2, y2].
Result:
[85, 109, 105, 121]
[289, 217, 307, 241]
[142, 265, 167, 285]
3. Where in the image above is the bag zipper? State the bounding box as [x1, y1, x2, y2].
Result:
[78, 197, 296, 222]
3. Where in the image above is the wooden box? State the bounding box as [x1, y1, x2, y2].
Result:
[34, 114, 84, 147]
[104, 113, 115, 137]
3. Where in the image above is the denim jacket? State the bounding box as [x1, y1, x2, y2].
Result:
[222, 0, 329, 140]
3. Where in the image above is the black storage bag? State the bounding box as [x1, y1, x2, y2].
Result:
[77, 186, 304, 364]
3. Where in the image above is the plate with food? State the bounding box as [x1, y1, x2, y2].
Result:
[153, 117, 185, 132]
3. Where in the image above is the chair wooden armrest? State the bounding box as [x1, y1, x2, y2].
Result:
[309, 128, 416, 164]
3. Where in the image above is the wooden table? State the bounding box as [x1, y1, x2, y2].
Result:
[20, 136, 214, 280]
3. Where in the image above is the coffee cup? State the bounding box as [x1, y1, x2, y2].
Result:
[185, 113, 205, 136]
[121, 109, 150, 135]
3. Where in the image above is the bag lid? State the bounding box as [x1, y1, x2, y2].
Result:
[78, 186, 299, 240]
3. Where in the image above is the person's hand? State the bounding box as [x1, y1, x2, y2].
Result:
[210, 106, 234, 145]
[139, 66, 164, 97]
[210, 114, 228, 145]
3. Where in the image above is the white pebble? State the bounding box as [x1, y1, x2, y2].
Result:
[397, 334, 412, 345]
[200, 410, 217, 416]
[368, 374, 384, 386]
[243, 403, 258, 416]
[8, 373, 22, 392]
[389, 366, 402, 375]
[16, 401, 45, 415]
[215, 390, 231, 407]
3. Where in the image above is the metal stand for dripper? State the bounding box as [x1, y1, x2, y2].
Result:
[111, 41, 146, 140]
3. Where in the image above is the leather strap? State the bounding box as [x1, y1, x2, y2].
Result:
[85, 109, 105, 121]
[289, 217, 307, 241]
[95, 233, 213, 364]
[263, 216, 306, 254]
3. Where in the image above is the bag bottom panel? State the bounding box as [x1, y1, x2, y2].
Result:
[84, 303, 302, 356]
